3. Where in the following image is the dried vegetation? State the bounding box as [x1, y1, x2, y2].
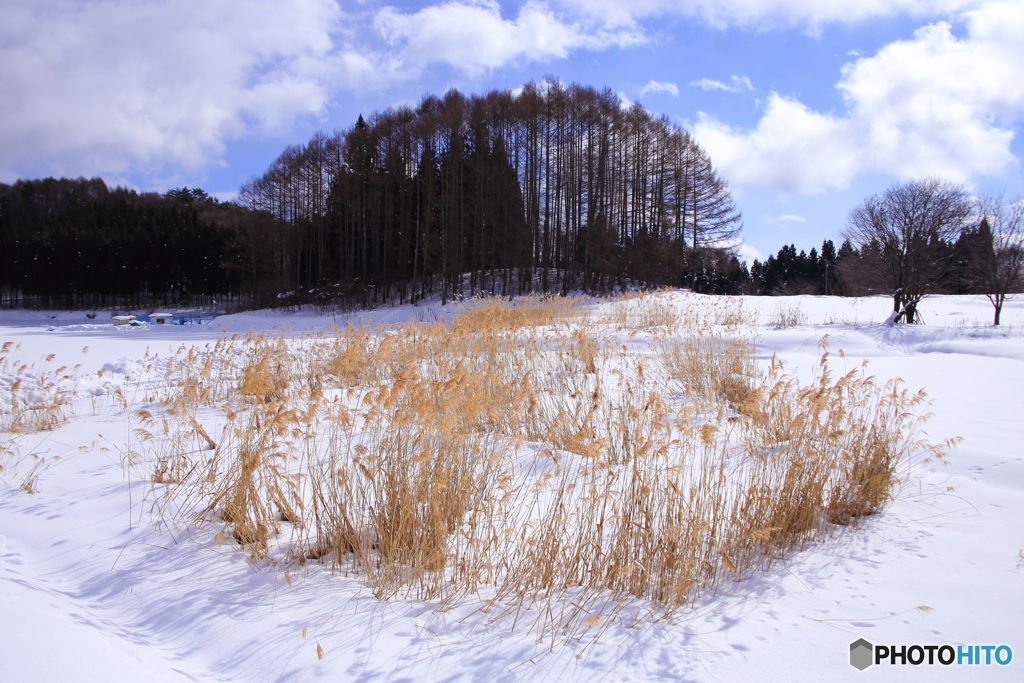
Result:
[0, 342, 77, 491]
[2, 294, 956, 638]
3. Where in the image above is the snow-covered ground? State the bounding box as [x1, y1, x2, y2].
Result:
[1, 293, 1021, 682]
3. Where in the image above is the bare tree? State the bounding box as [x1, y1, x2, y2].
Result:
[967, 194, 1024, 325]
[843, 178, 971, 324]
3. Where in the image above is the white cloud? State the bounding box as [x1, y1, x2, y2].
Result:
[693, 1, 1024, 192]
[839, 3, 1024, 180]
[730, 240, 763, 264]
[689, 75, 754, 93]
[775, 214, 807, 223]
[558, 0, 976, 30]
[0, 0, 640, 184]
[0, 0, 361, 182]
[639, 80, 679, 97]
[375, 1, 643, 75]
[694, 94, 861, 192]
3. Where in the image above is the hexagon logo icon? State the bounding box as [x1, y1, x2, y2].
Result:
[850, 638, 874, 670]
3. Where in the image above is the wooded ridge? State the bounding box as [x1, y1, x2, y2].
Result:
[3, 80, 1017, 318]
[0, 80, 746, 310]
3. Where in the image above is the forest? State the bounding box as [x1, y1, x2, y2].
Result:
[1, 80, 1019, 315]
[1, 81, 745, 310]
[0, 179, 241, 309]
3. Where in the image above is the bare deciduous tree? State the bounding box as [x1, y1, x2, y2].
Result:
[843, 178, 971, 324]
[967, 195, 1024, 325]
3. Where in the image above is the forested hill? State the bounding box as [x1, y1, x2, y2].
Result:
[0, 178, 242, 309]
[2, 81, 749, 310]
[239, 80, 746, 306]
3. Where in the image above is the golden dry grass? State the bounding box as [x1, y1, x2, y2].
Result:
[113, 292, 955, 637]
[0, 344, 76, 434]
[0, 344, 78, 492]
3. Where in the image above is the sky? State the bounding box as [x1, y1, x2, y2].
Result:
[2, 0, 1023, 261]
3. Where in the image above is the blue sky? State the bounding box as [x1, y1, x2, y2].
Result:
[3, 0, 1022, 261]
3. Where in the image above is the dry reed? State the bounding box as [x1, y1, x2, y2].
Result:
[127, 291, 953, 639]
[0, 344, 80, 493]
[0, 345, 77, 434]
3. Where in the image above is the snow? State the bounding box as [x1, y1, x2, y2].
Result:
[1, 293, 1022, 681]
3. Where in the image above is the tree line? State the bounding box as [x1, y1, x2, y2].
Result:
[749, 179, 1023, 325]
[4, 174, 1016, 322]
[2, 77, 748, 311]
[0, 178, 242, 309]
[840, 179, 1022, 325]
[3, 87, 1019, 321]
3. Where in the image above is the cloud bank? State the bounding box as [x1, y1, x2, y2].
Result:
[0, 0, 353, 181]
[693, 1, 1024, 192]
[558, 0, 977, 30]
[376, 1, 641, 75]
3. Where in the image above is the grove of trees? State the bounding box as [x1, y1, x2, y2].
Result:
[959, 194, 1024, 326]
[749, 240, 841, 296]
[745, 180, 1022, 325]
[842, 178, 973, 324]
[836, 179, 1022, 325]
[238, 80, 744, 306]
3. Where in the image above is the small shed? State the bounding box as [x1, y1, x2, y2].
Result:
[112, 315, 138, 326]
[151, 313, 173, 325]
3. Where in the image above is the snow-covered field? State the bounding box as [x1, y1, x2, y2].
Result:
[1, 293, 1021, 682]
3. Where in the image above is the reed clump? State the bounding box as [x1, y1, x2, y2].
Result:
[134, 291, 954, 638]
[657, 334, 759, 407]
[0, 346, 77, 434]
[0, 345, 82, 493]
[452, 293, 582, 333]
[769, 302, 806, 329]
